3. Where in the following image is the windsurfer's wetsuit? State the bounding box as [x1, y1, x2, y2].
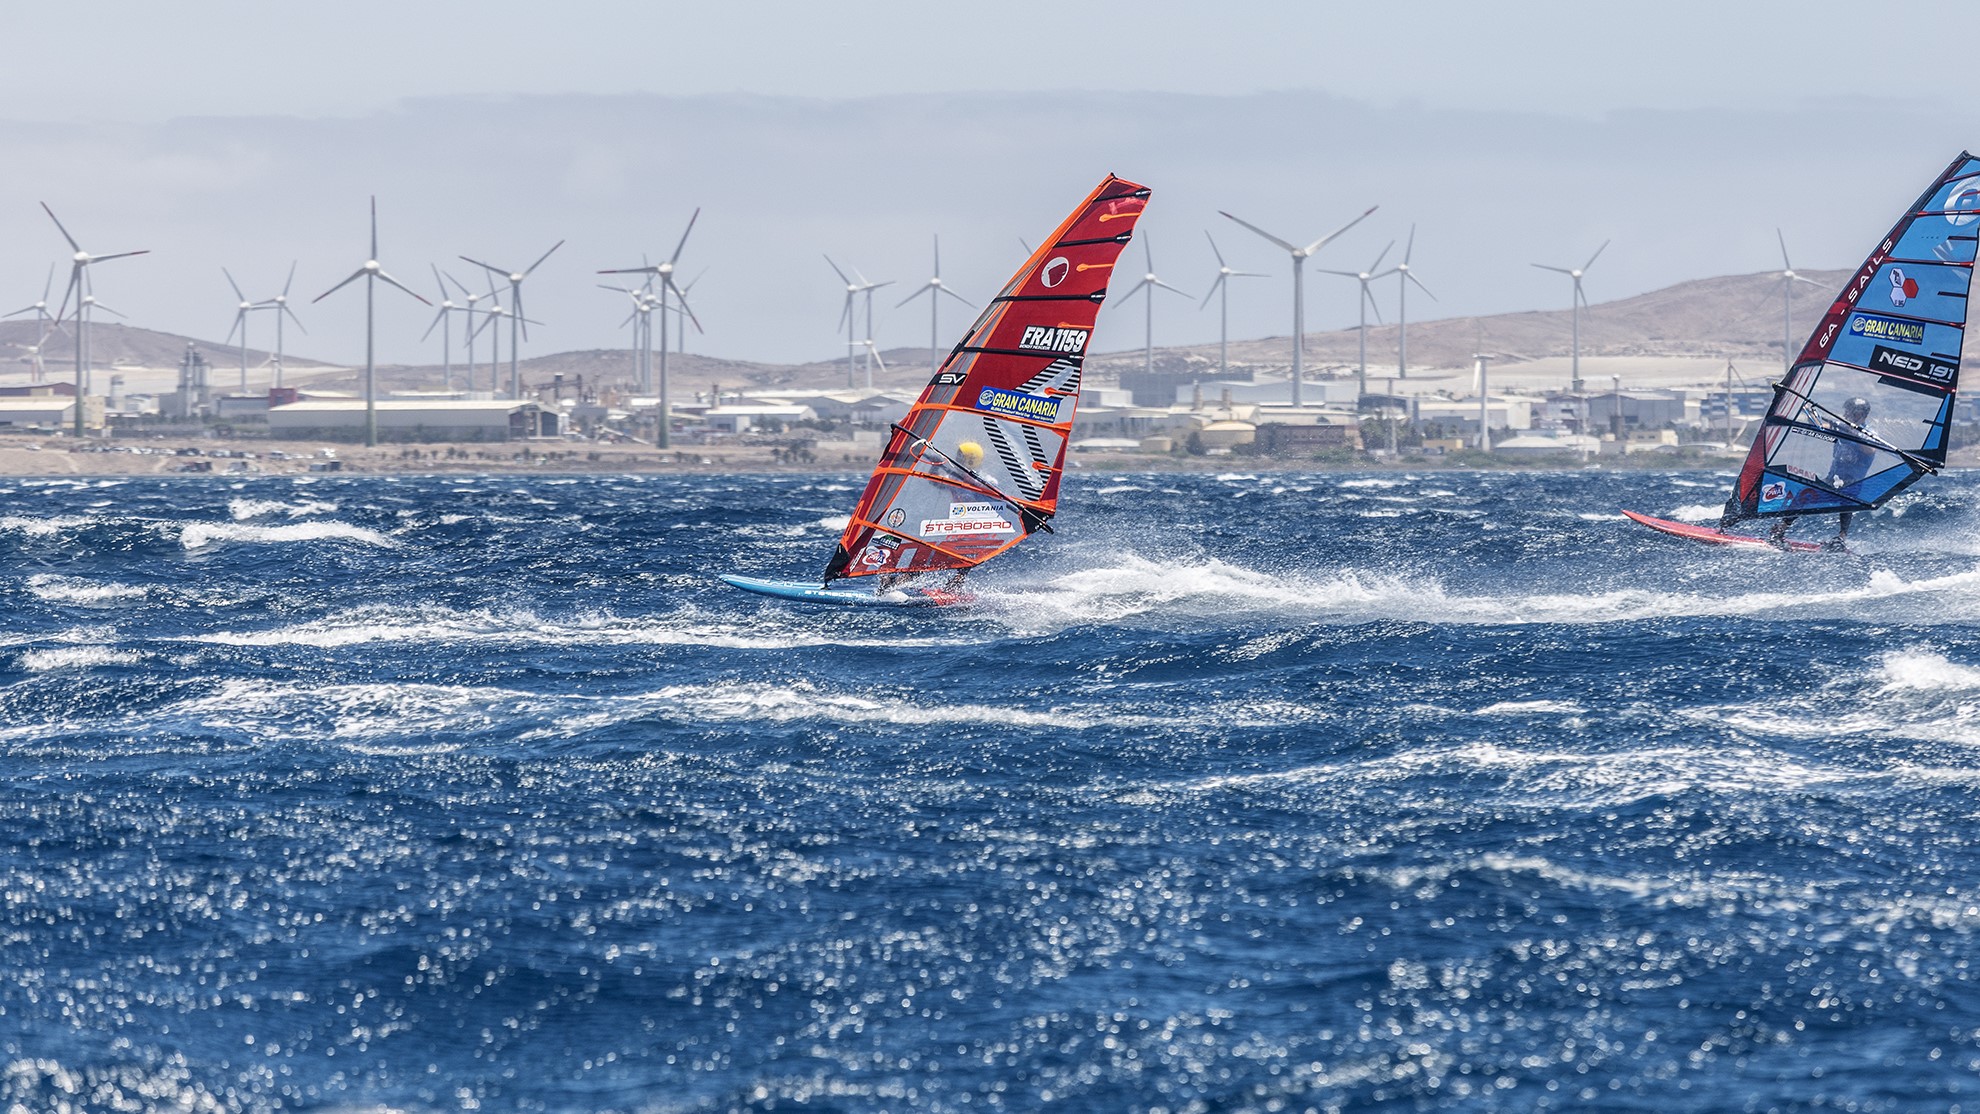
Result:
[1766, 411, 1877, 549]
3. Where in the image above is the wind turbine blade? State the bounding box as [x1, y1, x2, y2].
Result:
[1401, 223, 1417, 264]
[938, 286, 975, 308]
[90, 301, 124, 319]
[932, 233, 941, 277]
[1793, 275, 1821, 286]
[89, 250, 149, 265]
[1368, 241, 1395, 274]
[1198, 273, 1226, 308]
[39, 203, 80, 252]
[1583, 240, 1610, 271]
[226, 309, 245, 345]
[1235, 271, 1270, 278]
[369, 196, 378, 260]
[460, 255, 504, 280]
[1218, 211, 1297, 253]
[668, 209, 700, 265]
[895, 285, 932, 309]
[41, 262, 54, 302]
[431, 263, 449, 302]
[283, 260, 297, 298]
[665, 277, 704, 333]
[445, 271, 477, 299]
[1155, 280, 1191, 297]
[420, 305, 448, 341]
[224, 267, 246, 303]
[1532, 263, 1574, 274]
[1314, 269, 1362, 278]
[824, 255, 852, 285]
[2, 305, 37, 319]
[597, 265, 659, 276]
[54, 267, 79, 324]
[1776, 227, 1792, 271]
[1407, 272, 1438, 301]
[1204, 230, 1228, 267]
[314, 268, 367, 302]
[838, 295, 852, 331]
[1363, 284, 1385, 325]
[1299, 205, 1379, 256]
[523, 240, 564, 277]
[284, 305, 308, 334]
[374, 269, 433, 304]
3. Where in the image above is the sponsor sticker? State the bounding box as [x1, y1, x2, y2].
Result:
[933, 370, 967, 387]
[1762, 481, 1787, 503]
[1041, 256, 1071, 288]
[857, 541, 894, 569]
[1889, 267, 1919, 308]
[1847, 313, 1927, 346]
[1868, 343, 1957, 384]
[976, 386, 1064, 422]
[1018, 325, 1091, 354]
[919, 501, 1016, 538]
[884, 507, 906, 528]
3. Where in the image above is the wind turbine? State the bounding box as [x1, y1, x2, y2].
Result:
[420, 266, 475, 392]
[600, 281, 657, 393]
[598, 210, 704, 449]
[1199, 232, 1267, 379]
[1774, 229, 1821, 374]
[42, 203, 148, 437]
[222, 268, 265, 392]
[256, 263, 306, 390]
[445, 274, 494, 392]
[1114, 238, 1191, 377]
[462, 240, 563, 400]
[1220, 203, 1378, 408]
[312, 197, 429, 447]
[824, 257, 888, 389]
[1391, 226, 1436, 380]
[897, 235, 975, 375]
[1318, 241, 1397, 402]
[4, 264, 65, 384]
[1532, 240, 1608, 394]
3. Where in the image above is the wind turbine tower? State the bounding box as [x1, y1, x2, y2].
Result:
[1199, 232, 1266, 378]
[824, 257, 887, 389]
[421, 266, 476, 392]
[897, 236, 975, 375]
[41, 203, 147, 437]
[1774, 230, 1821, 374]
[1532, 241, 1608, 394]
[598, 210, 703, 449]
[223, 268, 263, 392]
[1392, 226, 1436, 380]
[1115, 239, 1191, 377]
[259, 263, 306, 390]
[1318, 240, 1396, 402]
[312, 197, 429, 447]
[4, 265, 64, 384]
[1221, 204, 1377, 408]
[463, 241, 563, 400]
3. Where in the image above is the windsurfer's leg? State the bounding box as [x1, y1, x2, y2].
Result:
[1769, 517, 1792, 547]
[1830, 511, 1854, 548]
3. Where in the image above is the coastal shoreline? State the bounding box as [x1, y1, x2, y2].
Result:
[6, 435, 1975, 479]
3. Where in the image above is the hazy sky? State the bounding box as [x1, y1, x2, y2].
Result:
[10, 1, 1965, 123]
[4, 2, 1979, 370]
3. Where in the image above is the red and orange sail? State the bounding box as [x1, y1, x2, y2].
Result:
[824, 175, 1150, 582]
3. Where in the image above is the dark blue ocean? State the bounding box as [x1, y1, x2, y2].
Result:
[4, 468, 1980, 1113]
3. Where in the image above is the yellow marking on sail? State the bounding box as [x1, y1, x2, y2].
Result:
[1076, 263, 1114, 272]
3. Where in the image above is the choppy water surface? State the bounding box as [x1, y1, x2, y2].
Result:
[4, 469, 1980, 1112]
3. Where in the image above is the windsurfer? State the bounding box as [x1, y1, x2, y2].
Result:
[1768, 396, 1875, 549]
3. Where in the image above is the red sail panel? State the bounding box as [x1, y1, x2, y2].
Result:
[824, 175, 1150, 582]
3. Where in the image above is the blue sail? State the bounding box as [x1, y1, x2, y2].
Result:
[1727, 152, 1980, 521]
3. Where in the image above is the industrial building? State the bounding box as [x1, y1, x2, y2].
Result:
[267, 399, 560, 441]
